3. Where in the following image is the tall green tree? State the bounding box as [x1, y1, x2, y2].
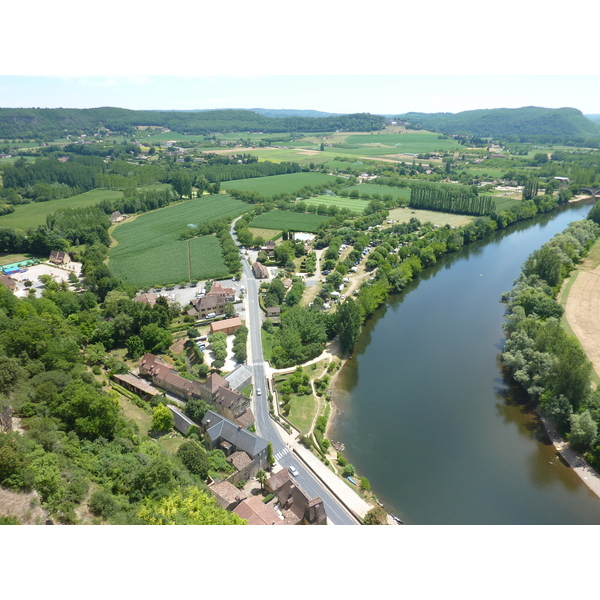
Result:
[337, 298, 363, 354]
[152, 404, 174, 433]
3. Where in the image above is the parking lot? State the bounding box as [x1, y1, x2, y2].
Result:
[8, 262, 82, 298]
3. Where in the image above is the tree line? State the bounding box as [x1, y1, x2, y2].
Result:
[409, 184, 495, 216]
[501, 215, 600, 466]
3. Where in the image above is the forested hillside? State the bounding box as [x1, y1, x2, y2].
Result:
[0, 107, 384, 139]
[399, 107, 600, 144]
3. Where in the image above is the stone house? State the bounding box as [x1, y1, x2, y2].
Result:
[138, 354, 253, 426]
[0, 274, 17, 292]
[188, 294, 226, 319]
[210, 480, 247, 511]
[202, 410, 269, 484]
[233, 496, 284, 525]
[252, 261, 269, 279]
[266, 469, 327, 525]
[261, 240, 276, 255]
[49, 250, 70, 265]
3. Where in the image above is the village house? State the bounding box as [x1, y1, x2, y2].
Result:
[167, 404, 196, 436]
[0, 274, 17, 292]
[49, 250, 71, 265]
[112, 372, 159, 401]
[138, 354, 253, 426]
[252, 261, 269, 279]
[265, 469, 327, 525]
[233, 496, 284, 525]
[266, 306, 281, 319]
[208, 280, 236, 302]
[132, 292, 159, 306]
[210, 480, 247, 511]
[224, 364, 253, 393]
[202, 410, 269, 484]
[187, 293, 226, 319]
[110, 211, 124, 223]
[210, 316, 242, 335]
[261, 240, 276, 255]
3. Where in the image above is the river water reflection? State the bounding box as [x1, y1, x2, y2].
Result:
[330, 200, 600, 524]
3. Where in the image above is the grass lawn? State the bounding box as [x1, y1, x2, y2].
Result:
[492, 196, 525, 211]
[0, 188, 125, 230]
[157, 435, 186, 455]
[261, 329, 274, 362]
[118, 395, 152, 437]
[0, 253, 37, 266]
[221, 172, 338, 196]
[248, 227, 281, 241]
[249, 210, 330, 233]
[275, 374, 316, 434]
[108, 194, 249, 288]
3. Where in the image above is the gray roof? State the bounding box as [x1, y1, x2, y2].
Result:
[168, 405, 195, 435]
[224, 364, 253, 393]
[202, 411, 268, 458]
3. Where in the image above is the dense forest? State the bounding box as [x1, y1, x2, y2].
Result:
[399, 107, 600, 145]
[0, 107, 385, 139]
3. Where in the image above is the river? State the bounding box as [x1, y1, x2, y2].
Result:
[330, 199, 600, 524]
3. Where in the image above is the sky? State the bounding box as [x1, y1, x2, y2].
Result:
[1, 75, 600, 115]
[3, 0, 599, 116]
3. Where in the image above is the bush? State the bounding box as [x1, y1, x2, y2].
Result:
[88, 489, 120, 519]
[342, 464, 355, 477]
[359, 477, 371, 491]
[262, 493, 275, 504]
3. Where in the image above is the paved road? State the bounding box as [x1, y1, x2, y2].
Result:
[231, 222, 358, 525]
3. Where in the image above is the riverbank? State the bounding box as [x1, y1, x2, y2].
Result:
[537, 410, 600, 500]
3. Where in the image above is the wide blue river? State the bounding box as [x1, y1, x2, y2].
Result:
[330, 199, 600, 524]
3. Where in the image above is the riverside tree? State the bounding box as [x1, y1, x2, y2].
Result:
[337, 298, 363, 355]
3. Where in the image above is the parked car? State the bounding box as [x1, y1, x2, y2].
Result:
[288, 466, 299, 477]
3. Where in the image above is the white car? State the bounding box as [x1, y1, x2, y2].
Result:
[288, 466, 299, 477]
[256, 388, 261, 396]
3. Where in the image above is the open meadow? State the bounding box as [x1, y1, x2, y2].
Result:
[249, 210, 331, 232]
[387, 206, 475, 228]
[0, 189, 124, 230]
[109, 194, 249, 288]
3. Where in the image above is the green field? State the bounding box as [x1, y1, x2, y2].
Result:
[109, 194, 249, 288]
[301, 185, 412, 214]
[344, 184, 412, 201]
[492, 196, 525, 211]
[249, 210, 330, 232]
[302, 195, 370, 214]
[221, 171, 338, 196]
[230, 147, 332, 166]
[343, 131, 462, 154]
[0, 189, 125, 230]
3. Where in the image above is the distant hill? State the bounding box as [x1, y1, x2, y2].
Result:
[249, 108, 342, 118]
[0, 107, 384, 139]
[585, 114, 600, 125]
[397, 107, 600, 142]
